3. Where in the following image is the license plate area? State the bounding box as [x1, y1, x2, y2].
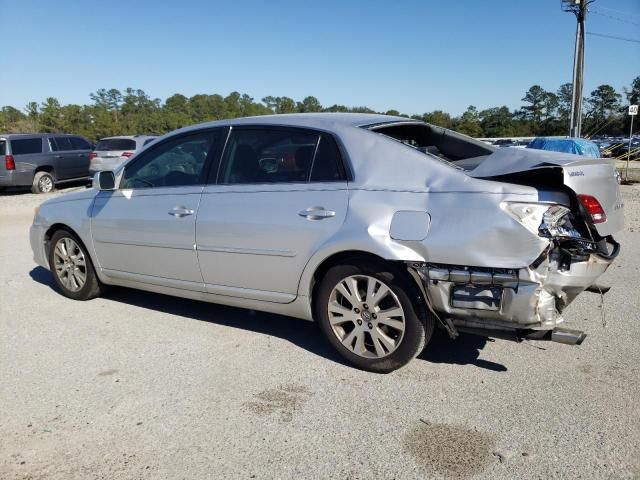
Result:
[450, 285, 502, 311]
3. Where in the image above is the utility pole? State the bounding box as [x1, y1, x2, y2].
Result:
[562, 0, 593, 138]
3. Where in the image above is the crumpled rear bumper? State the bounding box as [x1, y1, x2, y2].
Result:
[409, 236, 619, 332]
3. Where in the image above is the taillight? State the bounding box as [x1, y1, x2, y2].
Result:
[121, 151, 133, 158]
[578, 194, 606, 224]
[5, 154, 15, 170]
[89, 152, 97, 159]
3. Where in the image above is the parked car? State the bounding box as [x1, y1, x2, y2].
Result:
[527, 137, 601, 158]
[30, 114, 623, 372]
[0, 133, 92, 193]
[89, 135, 157, 174]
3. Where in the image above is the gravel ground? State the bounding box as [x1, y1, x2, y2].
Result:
[1, 184, 639, 479]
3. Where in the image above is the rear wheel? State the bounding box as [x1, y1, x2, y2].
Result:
[48, 229, 105, 300]
[32, 171, 55, 194]
[315, 261, 434, 373]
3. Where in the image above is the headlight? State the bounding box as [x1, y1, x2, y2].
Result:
[501, 202, 581, 239]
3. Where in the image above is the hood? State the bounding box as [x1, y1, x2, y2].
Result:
[43, 187, 97, 206]
[468, 147, 624, 237]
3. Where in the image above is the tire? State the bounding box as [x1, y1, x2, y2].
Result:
[48, 229, 105, 300]
[315, 260, 435, 373]
[32, 171, 55, 194]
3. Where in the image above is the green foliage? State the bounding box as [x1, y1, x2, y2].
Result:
[1, 80, 635, 140]
[454, 106, 482, 137]
[479, 107, 514, 137]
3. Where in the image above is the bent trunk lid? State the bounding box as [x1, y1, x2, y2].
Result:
[467, 147, 624, 236]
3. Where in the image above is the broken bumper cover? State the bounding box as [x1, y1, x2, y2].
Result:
[409, 236, 620, 332]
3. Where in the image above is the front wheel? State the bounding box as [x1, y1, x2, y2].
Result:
[315, 262, 434, 373]
[48, 229, 105, 300]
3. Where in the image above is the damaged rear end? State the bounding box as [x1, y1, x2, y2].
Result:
[412, 148, 623, 344]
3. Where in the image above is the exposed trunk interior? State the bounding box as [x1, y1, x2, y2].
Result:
[367, 122, 494, 163]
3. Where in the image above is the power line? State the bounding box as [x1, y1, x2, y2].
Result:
[590, 9, 640, 26]
[586, 31, 640, 44]
[593, 5, 640, 19]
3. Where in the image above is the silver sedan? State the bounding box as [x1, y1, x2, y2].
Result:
[30, 113, 624, 372]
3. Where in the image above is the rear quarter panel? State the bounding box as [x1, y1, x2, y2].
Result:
[297, 184, 548, 297]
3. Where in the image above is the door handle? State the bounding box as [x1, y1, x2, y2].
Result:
[298, 206, 336, 220]
[55, 155, 64, 159]
[168, 206, 195, 218]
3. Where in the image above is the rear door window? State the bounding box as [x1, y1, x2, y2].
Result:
[10, 138, 43, 155]
[53, 137, 73, 151]
[70, 137, 91, 150]
[310, 135, 346, 182]
[96, 138, 136, 151]
[219, 128, 320, 184]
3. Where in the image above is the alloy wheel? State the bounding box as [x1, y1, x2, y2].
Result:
[53, 237, 87, 292]
[39, 175, 53, 193]
[327, 275, 406, 359]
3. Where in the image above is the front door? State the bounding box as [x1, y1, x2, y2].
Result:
[91, 129, 222, 291]
[196, 127, 349, 303]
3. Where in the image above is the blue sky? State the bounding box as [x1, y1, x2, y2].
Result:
[1, 0, 638, 116]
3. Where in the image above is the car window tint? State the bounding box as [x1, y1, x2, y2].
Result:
[54, 137, 73, 151]
[0, 140, 5, 156]
[143, 138, 156, 146]
[220, 129, 320, 184]
[70, 137, 90, 150]
[96, 138, 136, 151]
[121, 131, 218, 189]
[10, 138, 43, 155]
[310, 135, 345, 182]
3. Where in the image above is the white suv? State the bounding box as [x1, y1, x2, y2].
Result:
[89, 135, 157, 174]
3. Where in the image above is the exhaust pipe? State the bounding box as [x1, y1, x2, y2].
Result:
[523, 327, 586, 345]
[456, 325, 587, 346]
[551, 328, 586, 345]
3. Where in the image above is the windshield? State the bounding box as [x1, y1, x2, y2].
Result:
[96, 138, 136, 151]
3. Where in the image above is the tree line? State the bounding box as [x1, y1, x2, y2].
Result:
[1, 76, 638, 141]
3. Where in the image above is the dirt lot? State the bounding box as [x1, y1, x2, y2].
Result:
[1, 185, 639, 479]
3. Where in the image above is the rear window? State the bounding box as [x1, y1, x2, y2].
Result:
[11, 138, 43, 155]
[70, 137, 91, 150]
[0, 140, 5, 156]
[96, 138, 136, 151]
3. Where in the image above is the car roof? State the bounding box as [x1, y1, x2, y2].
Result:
[99, 135, 158, 140]
[177, 113, 411, 134]
[0, 133, 80, 138]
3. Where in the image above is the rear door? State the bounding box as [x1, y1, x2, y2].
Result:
[50, 136, 76, 179]
[196, 126, 349, 303]
[69, 136, 92, 178]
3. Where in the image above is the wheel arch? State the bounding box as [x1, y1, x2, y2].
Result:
[44, 223, 84, 257]
[34, 165, 55, 179]
[303, 248, 423, 321]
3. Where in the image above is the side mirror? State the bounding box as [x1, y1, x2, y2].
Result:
[93, 171, 116, 190]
